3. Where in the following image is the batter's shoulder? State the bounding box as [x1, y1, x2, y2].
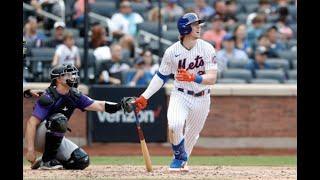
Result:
[199, 39, 216, 52]
[164, 41, 181, 55]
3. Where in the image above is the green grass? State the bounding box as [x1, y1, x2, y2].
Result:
[24, 156, 296, 166]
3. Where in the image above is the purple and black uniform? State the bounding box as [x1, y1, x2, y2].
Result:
[32, 89, 94, 121]
[32, 87, 94, 164]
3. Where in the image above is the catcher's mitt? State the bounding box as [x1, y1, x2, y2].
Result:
[120, 97, 136, 113]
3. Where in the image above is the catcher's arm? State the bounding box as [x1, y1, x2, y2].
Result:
[25, 116, 41, 164]
[23, 89, 44, 98]
[84, 97, 135, 113]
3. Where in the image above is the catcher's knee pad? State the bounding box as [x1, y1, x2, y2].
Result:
[46, 113, 68, 134]
[63, 148, 90, 170]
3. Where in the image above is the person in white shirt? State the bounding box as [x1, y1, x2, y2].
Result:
[216, 33, 249, 71]
[52, 31, 81, 68]
[110, 1, 144, 37]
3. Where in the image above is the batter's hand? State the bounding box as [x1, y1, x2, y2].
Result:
[134, 96, 148, 113]
[26, 150, 36, 164]
[175, 69, 195, 82]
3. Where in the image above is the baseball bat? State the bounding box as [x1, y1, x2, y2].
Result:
[134, 111, 153, 172]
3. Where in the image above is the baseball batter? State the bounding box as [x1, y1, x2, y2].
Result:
[134, 13, 218, 172]
[24, 64, 134, 170]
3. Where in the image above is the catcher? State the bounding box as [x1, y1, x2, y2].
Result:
[24, 64, 134, 170]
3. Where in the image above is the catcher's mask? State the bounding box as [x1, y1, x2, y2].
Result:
[50, 64, 80, 88]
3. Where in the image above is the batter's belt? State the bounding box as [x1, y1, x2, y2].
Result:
[177, 88, 210, 97]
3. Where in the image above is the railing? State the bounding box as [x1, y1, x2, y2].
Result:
[23, 2, 64, 22]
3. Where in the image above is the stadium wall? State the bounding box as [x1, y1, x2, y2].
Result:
[23, 83, 296, 149]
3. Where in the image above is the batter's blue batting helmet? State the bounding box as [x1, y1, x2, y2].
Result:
[177, 13, 204, 35]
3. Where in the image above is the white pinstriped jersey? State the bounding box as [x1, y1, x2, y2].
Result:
[159, 39, 218, 93]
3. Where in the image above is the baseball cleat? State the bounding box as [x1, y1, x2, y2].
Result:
[31, 156, 42, 170]
[39, 159, 63, 170]
[169, 159, 188, 172]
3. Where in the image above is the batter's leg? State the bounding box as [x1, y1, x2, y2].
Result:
[167, 92, 189, 145]
[184, 97, 210, 156]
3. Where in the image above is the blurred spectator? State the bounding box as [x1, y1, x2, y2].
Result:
[216, 34, 248, 71]
[277, 21, 293, 49]
[90, 25, 112, 61]
[193, 0, 215, 21]
[127, 50, 158, 86]
[245, 46, 271, 77]
[30, 0, 65, 30]
[73, 0, 96, 27]
[110, 1, 143, 59]
[23, 16, 47, 48]
[97, 44, 130, 85]
[210, 0, 227, 21]
[246, 14, 266, 49]
[51, 31, 81, 68]
[45, 21, 65, 48]
[256, 0, 273, 15]
[276, 5, 294, 25]
[266, 26, 285, 57]
[224, 0, 238, 28]
[110, 1, 144, 37]
[161, 0, 184, 22]
[225, 0, 238, 16]
[202, 15, 227, 50]
[233, 24, 251, 53]
[148, 7, 161, 22]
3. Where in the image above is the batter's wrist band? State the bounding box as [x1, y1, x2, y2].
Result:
[194, 74, 203, 84]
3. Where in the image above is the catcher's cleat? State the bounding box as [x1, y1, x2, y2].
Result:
[39, 159, 63, 170]
[169, 159, 189, 172]
[31, 156, 42, 170]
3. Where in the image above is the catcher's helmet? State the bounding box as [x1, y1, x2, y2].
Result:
[50, 64, 80, 88]
[177, 13, 204, 35]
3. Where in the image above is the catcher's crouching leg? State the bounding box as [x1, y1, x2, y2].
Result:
[62, 148, 90, 170]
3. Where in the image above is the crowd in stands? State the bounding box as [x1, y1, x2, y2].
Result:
[23, 0, 297, 85]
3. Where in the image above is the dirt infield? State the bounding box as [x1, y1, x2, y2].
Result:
[23, 165, 296, 180]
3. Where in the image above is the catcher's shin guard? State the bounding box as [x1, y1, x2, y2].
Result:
[42, 113, 68, 162]
[61, 148, 90, 170]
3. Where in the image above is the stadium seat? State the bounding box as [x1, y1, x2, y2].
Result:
[245, 4, 259, 13]
[288, 70, 297, 80]
[278, 50, 297, 61]
[166, 22, 178, 30]
[217, 78, 247, 84]
[265, 59, 290, 71]
[228, 60, 249, 69]
[121, 69, 137, 85]
[131, 2, 148, 16]
[90, 2, 116, 18]
[30, 48, 56, 61]
[79, 49, 96, 67]
[51, 28, 80, 37]
[162, 30, 179, 42]
[222, 69, 252, 83]
[236, 13, 248, 23]
[292, 60, 297, 69]
[74, 38, 84, 48]
[181, 2, 194, 9]
[137, 21, 161, 35]
[251, 79, 281, 84]
[255, 69, 286, 83]
[285, 79, 297, 84]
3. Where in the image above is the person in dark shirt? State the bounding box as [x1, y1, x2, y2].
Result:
[97, 44, 130, 85]
[245, 46, 271, 77]
[45, 21, 65, 48]
[24, 64, 134, 170]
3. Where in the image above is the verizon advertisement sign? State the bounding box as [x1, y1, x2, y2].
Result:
[88, 86, 167, 142]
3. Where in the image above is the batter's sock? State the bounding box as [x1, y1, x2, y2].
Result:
[171, 139, 188, 161]
[42, 132, 64, 162]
